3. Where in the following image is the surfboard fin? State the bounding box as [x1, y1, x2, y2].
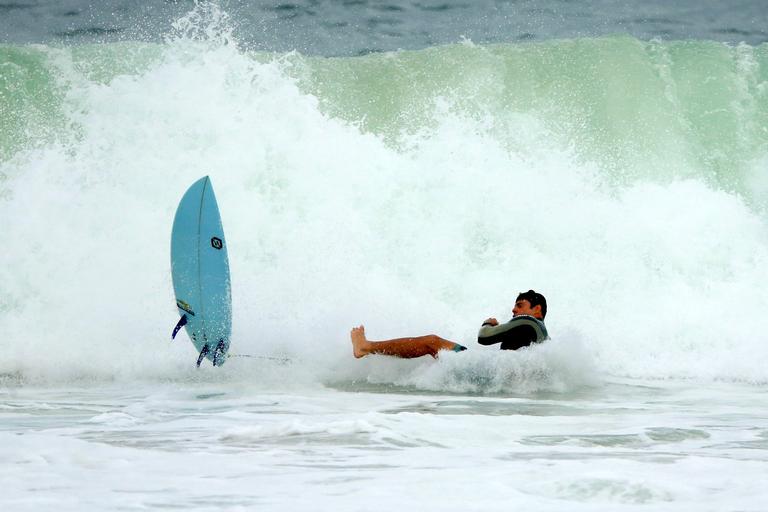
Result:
[212, 339, 227, 367]
[171, 314, 188, 340]
[196, 344, 210, 367]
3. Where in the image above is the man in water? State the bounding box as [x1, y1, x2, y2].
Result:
[351, 290, 548, 359]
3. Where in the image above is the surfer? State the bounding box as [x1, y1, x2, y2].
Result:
[351, 290, 548, 359]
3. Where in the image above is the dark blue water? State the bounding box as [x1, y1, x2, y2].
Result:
[1, 0, 766, 55]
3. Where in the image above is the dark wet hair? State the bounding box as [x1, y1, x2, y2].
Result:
[516, 290, 547, 319]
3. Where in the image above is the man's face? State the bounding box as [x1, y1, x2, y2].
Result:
[512, 299, 542, 319]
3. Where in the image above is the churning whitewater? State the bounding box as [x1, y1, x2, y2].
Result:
[1, 6, 768, 390]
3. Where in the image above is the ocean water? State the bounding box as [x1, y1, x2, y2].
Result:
[2, 0, 768, 53]
[2, 1, 768, 510]
[3, 380, 768, 511]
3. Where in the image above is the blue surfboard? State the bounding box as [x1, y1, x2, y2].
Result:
[170, 176, 232, 366]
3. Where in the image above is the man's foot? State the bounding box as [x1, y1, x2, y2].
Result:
[351, 325, 371, 358]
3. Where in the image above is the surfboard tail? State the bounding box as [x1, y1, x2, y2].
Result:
[212, 339, 227, 367]
[196, 345, 210, 367]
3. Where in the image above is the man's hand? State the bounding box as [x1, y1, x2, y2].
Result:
[483, 317, 499, 326]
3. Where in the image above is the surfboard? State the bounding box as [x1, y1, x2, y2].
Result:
[170, 176, 232, 366]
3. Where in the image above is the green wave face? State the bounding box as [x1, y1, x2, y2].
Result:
[0, 45, 66, 161]
[0, 42, 162, 161]
[294, 37, 768, 196]
[5, 37, 765, 198]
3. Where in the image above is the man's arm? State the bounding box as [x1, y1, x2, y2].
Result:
[477, 316, 543, 349]
[477, 318, 509, 345]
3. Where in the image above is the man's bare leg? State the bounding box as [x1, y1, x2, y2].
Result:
[351, 325, 466, 359]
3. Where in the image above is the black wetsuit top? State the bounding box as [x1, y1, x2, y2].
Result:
[477, 315, 548, 350]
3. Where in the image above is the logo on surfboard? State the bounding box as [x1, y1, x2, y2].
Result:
[211, 237, 223, 250]
[176, 299, 196, 316]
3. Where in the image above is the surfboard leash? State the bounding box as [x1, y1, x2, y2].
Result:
[228, 354, 292, 364]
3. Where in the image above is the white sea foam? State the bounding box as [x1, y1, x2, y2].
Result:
[1, 4, 767, 389]
[220, 418, 381, 442]
[3, 382, 768, 511]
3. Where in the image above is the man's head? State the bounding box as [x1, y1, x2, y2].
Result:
[513, 290, 547, 319]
